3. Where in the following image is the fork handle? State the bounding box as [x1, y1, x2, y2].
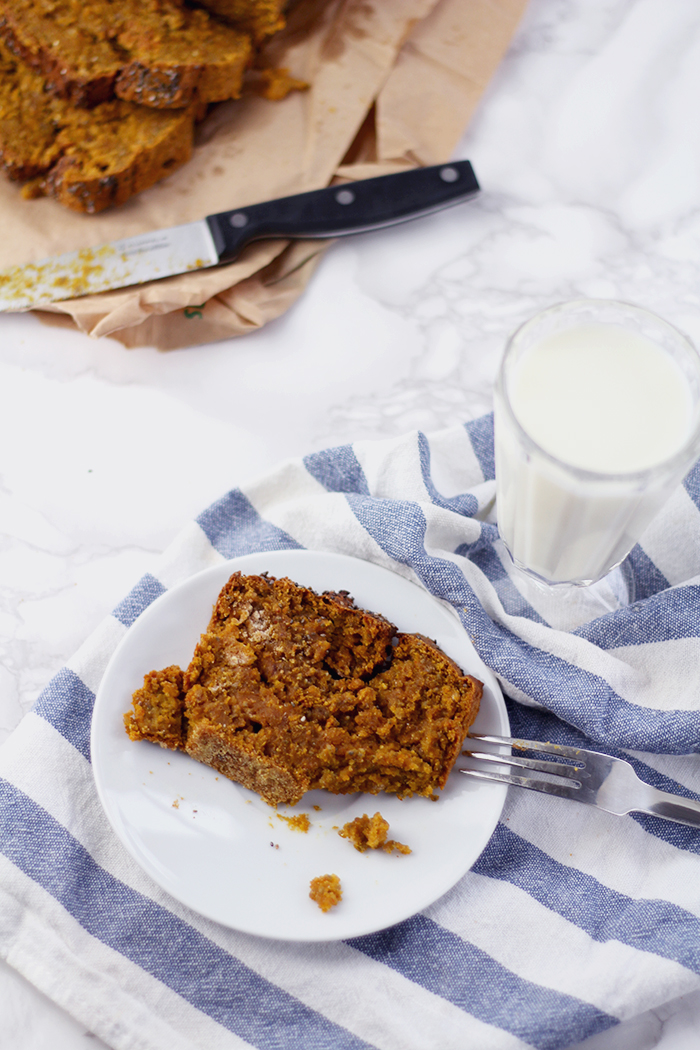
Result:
[642, 791, 700, 828]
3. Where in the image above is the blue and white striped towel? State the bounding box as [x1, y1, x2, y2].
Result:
[2, 415, 700, 1050]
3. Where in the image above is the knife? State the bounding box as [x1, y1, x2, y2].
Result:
[0, 161, 479, 312]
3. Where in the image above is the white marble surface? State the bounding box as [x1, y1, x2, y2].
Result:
[3, 0, 700, 1046]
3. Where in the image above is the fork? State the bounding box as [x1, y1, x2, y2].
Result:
[460, 734, 700, 827]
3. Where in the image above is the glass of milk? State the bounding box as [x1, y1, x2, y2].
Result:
[494, 299, 700, 587]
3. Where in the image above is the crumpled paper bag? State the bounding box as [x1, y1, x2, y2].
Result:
[5, 0, 527, 349]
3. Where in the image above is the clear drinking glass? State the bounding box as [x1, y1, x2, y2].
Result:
[493, 300, 700, 587]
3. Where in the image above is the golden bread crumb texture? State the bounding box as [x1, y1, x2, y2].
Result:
[309, 873, 342, 912]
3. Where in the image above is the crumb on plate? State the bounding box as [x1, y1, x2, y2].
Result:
[277, 812, 310, 832]
[309, 873, 342, 912]
[338, 812, 411, 855]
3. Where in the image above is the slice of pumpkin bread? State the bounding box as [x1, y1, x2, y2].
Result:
[0, 0, 252, 109]
[124, 572, 483, 806]
[114, 1, 252, 109]
[0, 38, 196, 211]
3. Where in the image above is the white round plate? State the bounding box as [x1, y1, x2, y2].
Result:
[92, 550, 508, 942]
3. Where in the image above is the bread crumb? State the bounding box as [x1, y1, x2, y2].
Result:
[338, 812, 411, 855]
[309, 873, 342, 912]
[277, 812, 310, 832]
[257, 67, 309, 101]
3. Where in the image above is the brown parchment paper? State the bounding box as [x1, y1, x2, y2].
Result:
[10, 0, 527, 349]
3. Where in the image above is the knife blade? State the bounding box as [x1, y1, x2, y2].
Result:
[0, 161, 479, 312]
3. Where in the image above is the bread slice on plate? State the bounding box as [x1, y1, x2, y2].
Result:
[124, 572, 483, 806]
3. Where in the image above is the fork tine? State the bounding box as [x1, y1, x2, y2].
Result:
[462, 747, 586, 780]
[458, 766, 585, 801]
[468, 732, 590, 764]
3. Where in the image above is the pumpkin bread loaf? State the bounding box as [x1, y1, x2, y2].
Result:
[124, 572, 483, 806]
[0, 38, 196, 212]
[0, 0, 252, 109]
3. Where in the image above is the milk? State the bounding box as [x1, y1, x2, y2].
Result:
[509, 325, 692, 473]
[494, 315, 699, 584]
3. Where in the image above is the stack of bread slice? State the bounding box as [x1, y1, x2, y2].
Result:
[0, 0, 288, 212]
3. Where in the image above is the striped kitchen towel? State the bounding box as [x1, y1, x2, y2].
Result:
[2, 415, 700, 1050]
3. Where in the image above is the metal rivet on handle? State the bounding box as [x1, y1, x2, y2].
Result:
[335, 189, 355, 205]
[439, 166, 459, 183]
[229, 212, 248, 228]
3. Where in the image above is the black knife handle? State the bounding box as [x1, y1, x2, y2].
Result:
[206, 161, 479, 263]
